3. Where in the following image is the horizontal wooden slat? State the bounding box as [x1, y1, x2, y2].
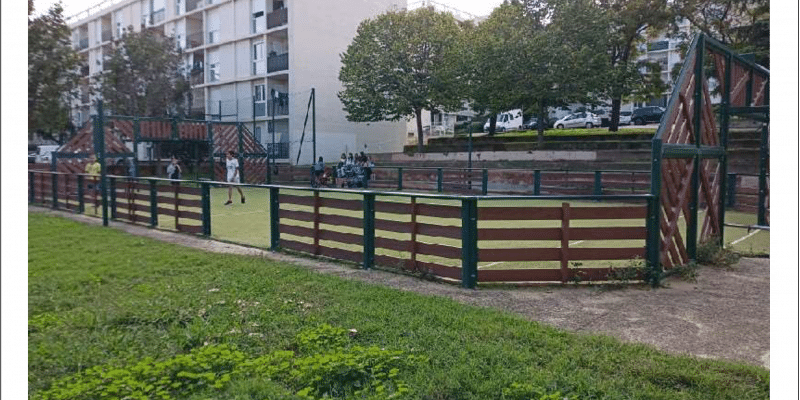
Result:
[318, 245, 362, 263]
[417, 261, 461, 280]
[417, 203, 461, 219]
[280, 224, 314, 238]
[281, 239, 315, 254]
[374, 219, 410, 234]
[116, 202, 150, 213]
[318, 214, 362, 228]
[177, 210, 202, 220]
[280, 209, 314, 222]
[569, 227, 646, 240]
[479, 248, 561, 262]
[479, 227, 561, 241]
[479, 207, 562, 221]
[319, 197, 362, 211]
[374, 254, 412, 270]
[177, 224, 203, 234]
[569, 247, 645, 260]
[375, 237, 409, 252]
[416, 242, 461, 259]
[479, 268, 564, 282]
[417, 223, 461, 239]
[375, 201, 410, 215]
[115, 213, 151, 224]
[570, 206, 647, 220]
[176, 186, 202, 196]
[318, 229, 362, 246]
[280, 193, 315, 207]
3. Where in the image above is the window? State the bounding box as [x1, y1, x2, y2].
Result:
[252, 42, 265, 75]
[207, 15, 220, 44]
[209, 63, 220, 82]
[208, 30, 220, 44]
[254, 126, 262, 143]
[254, 84, 266, 117]
[252, 11, 265, 33]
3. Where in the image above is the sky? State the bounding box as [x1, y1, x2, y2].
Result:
[33, 0, 506, 20]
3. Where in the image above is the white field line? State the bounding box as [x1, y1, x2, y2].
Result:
[214, 210, 268, 217]
[730, 229, 762, 246]
[569, 240, 584, 246]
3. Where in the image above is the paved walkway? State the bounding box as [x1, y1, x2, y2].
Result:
[30, 206, 770, 368]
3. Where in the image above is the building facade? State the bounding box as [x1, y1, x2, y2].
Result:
[69, 0, 407, 165]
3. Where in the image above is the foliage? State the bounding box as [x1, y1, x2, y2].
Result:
[502, 382, 579, 400]
[338, 7, 465, 152]
[696, 236, 741, 268]
[28, 3, 81, 140]
[93, 28, 190, 117]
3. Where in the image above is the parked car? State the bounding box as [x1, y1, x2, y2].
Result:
[483, 109, 524, 133]
[522, 117, 548, 130]
[631, 106, 665, 125]
[619, 111, 632, 125]
[552, 112, 601, 129]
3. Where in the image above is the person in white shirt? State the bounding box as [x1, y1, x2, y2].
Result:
[224, 151, 245, 205]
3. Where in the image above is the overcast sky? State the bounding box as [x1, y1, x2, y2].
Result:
[33, 0, 505, 20]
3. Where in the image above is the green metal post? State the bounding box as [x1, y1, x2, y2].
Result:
[77, 175, 85, 213]
[237, 123, 245, 182]
[460, 197, 478, 289]
[648, 139, 663, 286]
[110, 177, 117, 219]
[202, 182, 211, 236]
[51, 172, 58, 209]
[207, 122, 215, 181]
[362, 192, 375, 269]
[594, 171, 602, 196]
[270, 187, 280, 250]
[149, 179, 158, 227]
[437, 168, 443, 192]
[397, 167, 403, 191]
[718, 53, 732, 245]
[687, 35, 704, 259]
[133, 118, 140, 178]
[534, 170, 541, 195]
[312, 88, 316, 162]
[481, 169, 488, 195]
[29, 172, 35, 204]
[757, 124, 768, 226]
[726, 173, 737, 208]
[96, 101, 109, 226]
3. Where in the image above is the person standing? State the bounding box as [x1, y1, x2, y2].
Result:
[224, 151, 245, 205]
[85, 154, 101, 211]
[166, 156, 182, 181]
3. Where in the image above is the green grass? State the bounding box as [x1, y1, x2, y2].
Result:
[29, 213, 769, 399]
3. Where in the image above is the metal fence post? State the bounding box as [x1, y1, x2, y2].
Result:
[77, 175, 85, 213]
[29, 172, 35, 204]
[534, 170, 541, 195]
[687, 35, 704, 260]
[270, 187, 280, 250]
[437, 168, 443, 192]
[397, 167, 403, 191]
[726, 173, 737, 208]
[757, 124, 769, 226]
[149, 179, 158, 227]
[648, 139, 663, 287]
[460, 197, 478, 288]
[202, 182, 211, 236]
[594, 171, 603, 196]
[110, 177, 117, 219]
[51, 173, 58, 209]
[481, 169, 488, 195]
[362, 192, 376, 269]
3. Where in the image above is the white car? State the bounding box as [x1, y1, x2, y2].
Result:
[619, 111, 632, 125]
[483, 109, 524, 133]
[552, 112, 601, 129]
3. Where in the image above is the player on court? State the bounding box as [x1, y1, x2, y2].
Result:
[224, 151, 245, 205]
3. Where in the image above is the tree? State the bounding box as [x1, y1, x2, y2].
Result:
[338, 7, 465, 152]
[670, 0, 769, 67]
[28, 3, 81, 141]
[94, 28, 190, 117]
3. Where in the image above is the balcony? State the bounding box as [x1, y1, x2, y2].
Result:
[207, 30, 220, 45]
[267, 53, 288, 73]
[254, 102, 266, 117]
[186, 0, 203, 12]
[80, 65, 90, 77]
[152, 9, 165, 24]
[267, 142, 290, 159]
[190, 68, 204, 85]
[101, 29, 112, 42]
[186, 32, 204, 49]
[267, 8, 288, 29]
[267, 98, 289, 116]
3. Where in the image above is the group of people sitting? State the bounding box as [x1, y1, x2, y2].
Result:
[311, 152, 375, 188]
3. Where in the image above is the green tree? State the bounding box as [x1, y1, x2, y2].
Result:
[94, 28, 190, 117]
[28, 3, 81, 141]
[338, 7, 465, 152]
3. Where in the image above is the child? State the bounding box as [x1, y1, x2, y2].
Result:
[224, 151, 245, 205]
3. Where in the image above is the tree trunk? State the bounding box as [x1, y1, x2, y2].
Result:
[608, 97, 622, 132]
[488, 114, 497, 136]
[536, 100, 546, 145]
[415, 108, 424, 153]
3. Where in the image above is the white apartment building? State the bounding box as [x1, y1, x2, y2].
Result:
[68, 0, 407, 165]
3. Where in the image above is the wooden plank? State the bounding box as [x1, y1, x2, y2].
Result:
[177, 224, 203, 234]
[375, 218, 411, 234]
[116, 202, 150, 213]
[417, 261, 461, 280]
[375, 237, 408, 252]
[479, 227, 561, 241]
[318, 245, 362, 263]
[176, 210, 202, 220]
[479, 207, 562, 221]
[318, 197, 362, 211]
[479, 268, 564, 282]
[416, 223, 461, 239]
[318, 214, 362, 229]
[416, 242, 461, 259]
[416, 203, 461, 219]
[569, 227, 647, 241]
[280, 208, 314, 222]
[569, 247, 646, 260]
[177, 185, 202, 196]
[318, 229, 362, 246]
[280, 193, 315, 207]
[374, 254, 413, 271]
[479, 248, 561, 262]
[375, 200, 411, 215]
[570, 206, 647, 220]
[281, 239, 315, 254]
[281, 224, 314, 238]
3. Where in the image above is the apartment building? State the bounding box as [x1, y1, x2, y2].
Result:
[69, 0, 407, 164]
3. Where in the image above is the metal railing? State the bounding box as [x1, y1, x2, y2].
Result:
[267, 7, 288, 29]
[186, 32, 204, 49]
[267, 98, 289, 116]
[267, 53, 288, 73]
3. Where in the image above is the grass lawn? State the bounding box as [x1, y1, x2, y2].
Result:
[28, 213, 769, 399]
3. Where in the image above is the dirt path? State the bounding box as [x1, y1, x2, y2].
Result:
[31, 206, 770, 369]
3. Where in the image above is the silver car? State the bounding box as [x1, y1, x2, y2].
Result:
[553, 112, 601, 129]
